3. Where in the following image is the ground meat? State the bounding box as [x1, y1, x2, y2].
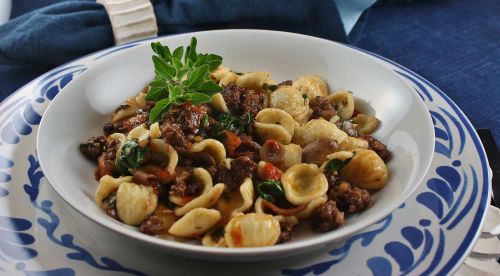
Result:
[139, 216, 166, 235]
[336, 120, 358, 137]
[170, 167, 204, 197]
[302, 139, 338, 166]
[233, 134, 261, 161]
[206, 166, 218, 179]
[102, 123, 114, 136]
[241, 89, 265, 116]
[309, 96, 337, 121]
[160, 121, 191, 154]
[329, 181, 371, 213]
[80, 136, 107, 161]
[277, 219, 295, 244]
[360, 135, 392, 161]
[95, 139, 120, 179]
[325, 170, 341, 189]
[216, 156, 257, 192]
[176, 103, 209, 135]
[132, 170, 159, 187]
[260, 139, 285, 164]
[221, 84, 265, 116]
[311, 200, 344, 232]
[113, 109, 149, 134]
[102, 192, 119, 220]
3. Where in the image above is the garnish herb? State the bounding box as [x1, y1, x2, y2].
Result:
[146, 37, 223, 123]
[116, 140, 150, 175]
[302, 93, 308, 100]
[257, 179, 285, 203]
[201, 114, 209, 127]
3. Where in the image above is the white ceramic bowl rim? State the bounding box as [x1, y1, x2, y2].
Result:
[37, 29, 435, 258]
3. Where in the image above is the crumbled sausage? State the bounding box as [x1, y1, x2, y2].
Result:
[260, 139, 285, 164]
[170, 167, 204, 197]
[102, 123, 114, 136]
[222, 84, 265, 116]
[336, 120, 358, 137]
[102, 192, 119, 220]
[132, 170, 159, 187]
[160, 122, 191, 154]
[360, 135, 392, 161]
[329, 181, 371, 213]
[80, 136, 107, 161]
[216, 156, 257, 192]
[277, 219, 295, 244]
[302, 139, 338, 166]
[176, 103, 209, 135]
[95, 139, 120, 179]
[233, 134, 261, 161]
[311, 200, 344, 232]
[309, 96, 336, 121]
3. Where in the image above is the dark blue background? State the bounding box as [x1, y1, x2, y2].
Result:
[1, 0, 499, 146]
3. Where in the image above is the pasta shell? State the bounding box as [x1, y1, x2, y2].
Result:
[149, 139, 178, 174]
[277, 143, 302, 170]
[112, 93, 147, 123]
[202, 227, 227, 247]
[269, 86, 309, 123]
[337, 137, 369, 151]
[210, 93, 229, 113]
[255, 108, 296, 144]
[326, 91, 355, 120]
[293, 118, 348, 147]
[108, 133, 127, 161]
[293, 75, 329, 99]
[353, 114, 380, 135]
[236, 71, 271, 90]
[225, 213, 281, 247]
[169, 208, 221, 238]
[296, 194, 328, 219]
[149, 122, 161, 139]
[189, 139, 226, 165]
[215, 177, 253, 221]
[211, 66, 238, 87]
[116, 182, 158, 225]
[340, 149, 388, 190]
[95, 175, 133, 206]
[126, 123, 150, 148]
[281, 164, 328, 205]
[174, 183, 225, 216]
[319, 151, 355, 171]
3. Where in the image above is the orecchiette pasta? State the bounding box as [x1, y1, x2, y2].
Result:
[95, 175, 132, 206]
[149, 139, 178, 174]
[269, 86, 309, 123]
[224, 213, 281, 247]
[126, 124, 150, 148]
[281, 163, 328, 205]
[296, 195, 328, 219]
[189, 139, 226, 165]
[326, 90, 355, 120]
[202, 228, 227, 247]
[149, 122, 161, 139]
[174, 183, 225, 216]
[112, 92, 147, 123]
[319, 151, 355, 171]
[235, 71, 272, 90]
[211, 66, 238, 86]
[116, 182, 158, 225]
[277, 143, 302, 170]
[353, 114, 380, 135]
[293, 75, 329, 99]
[169, 208, 221, 238]
[293, 118, 348, 147]
[254, 108, 296, 144]
[340, 149, 388, 190]
[210, 93, 229, 113]
[337, 137, 369, 151]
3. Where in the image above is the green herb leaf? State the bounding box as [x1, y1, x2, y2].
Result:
[149, 98, 172, 123]
[325, 154, 355, 172]
[201, 114, 209, 127]
[208, 113, 253, 138]
[116, 140, 150, 175]
[257, 180, 285, 203]
[147, 38, 224, 123]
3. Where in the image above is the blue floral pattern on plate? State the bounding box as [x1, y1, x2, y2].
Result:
[0, 39, 490, 275]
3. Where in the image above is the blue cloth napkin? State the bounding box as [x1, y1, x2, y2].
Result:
[0, 0, 346, 100]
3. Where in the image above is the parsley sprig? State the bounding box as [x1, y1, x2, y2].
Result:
[146, 38, 223, 123]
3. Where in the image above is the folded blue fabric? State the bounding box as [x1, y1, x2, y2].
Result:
[0, 0, 346, 100]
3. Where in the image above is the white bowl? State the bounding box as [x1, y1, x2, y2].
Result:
[37, 30, 434, 261]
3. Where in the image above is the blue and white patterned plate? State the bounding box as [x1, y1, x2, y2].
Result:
[0, 39, 491, 275]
